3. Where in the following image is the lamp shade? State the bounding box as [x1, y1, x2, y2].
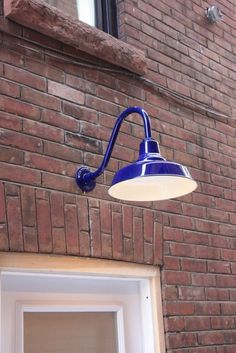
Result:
[108, 138, 197, 201]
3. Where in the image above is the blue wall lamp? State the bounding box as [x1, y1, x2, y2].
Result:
[76, 106, 197, 201]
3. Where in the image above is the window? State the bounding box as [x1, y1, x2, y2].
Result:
[0, 254, 165, 353]
[44, 0, 118, 37]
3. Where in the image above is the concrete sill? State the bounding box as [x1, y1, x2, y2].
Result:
[4, 0, 147, 75]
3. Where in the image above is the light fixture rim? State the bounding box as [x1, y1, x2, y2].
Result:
[108, 175, 198, 201]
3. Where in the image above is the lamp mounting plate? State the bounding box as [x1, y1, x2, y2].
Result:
[75, 167, 96, 193]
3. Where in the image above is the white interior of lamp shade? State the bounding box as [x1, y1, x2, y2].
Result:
[108, 176, 198, 201]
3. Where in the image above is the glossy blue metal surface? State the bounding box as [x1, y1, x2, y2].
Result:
[111, 160, 192, 186]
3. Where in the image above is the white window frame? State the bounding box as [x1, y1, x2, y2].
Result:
[17, 303, 125, 353]
[0, 253, 166, 353]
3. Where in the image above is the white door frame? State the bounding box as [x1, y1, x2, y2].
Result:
[0, 252, 166, 353]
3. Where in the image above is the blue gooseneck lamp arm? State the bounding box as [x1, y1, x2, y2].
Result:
[76, 106, 152, 193]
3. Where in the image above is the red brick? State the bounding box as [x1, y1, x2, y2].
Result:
[164, 302, 194, 316]
[0, 77, 20, 97]
[65, 131, 102, 154]
[50, 192, 64, 227]
[64, 204, 79, 255]
[36, 194, 52, 253]
[90, 208, 101, 257]
[4, 64, 46, 91]
[0, 95, 40, 120]
[62, 101, 98, 123]
[123, 237, 134, 261]
[21, 186, 36, 227]
[192, 273, 216, 287]
[221, 303, 236, 315]
[211, 317, 235, 330]
[133, 217, 143, 263]
[25, 152, 75, 177]
[6, 195, 23, 251]
[0, 46, 24, 66]
[122, 205, 133, 238]
[207, 208, 229, 222]
[101, 233, 112, 259]
[79, 231, 90, 257]
[163, 286, 178, 300]
[99, 201, 111, 234]
[164, 256, 180, 270]
[216, 274, 236, 288]
[170, 243, 196, 257]
[41, 109, 79, 132]
[198, 331, 225, 346]
[25, 58, 65, 83]
[163, 270, 191, 285]
[44, 140, 83, 163]
[23, 120, 64, 142]
[182, 203, 206, 218]
[208, 261, 231, 274]
[0, 162, 41, 186]
[206, 288, 229, 301]
[0, 224, 9, 250]
[184, 230, 209, 246]
[0, 182, 6, 222]
[42, 172, 77, 194]
[21, 87, 61, 110]
[181, 258, 207, 272]
[23, 226, 38, 252]
[165, 316, 185, 332]
[52, 228, 66, 254]
[178, 286, 205, 300]
[144, 242, 153, 264]
[195, 302, 221, 315]
[0, 128, 42, 152]
[184, 317, 211, 331]
[221, 249, 236, 261]
[5, 183, 19, 196]
[169, 214, 194, 230]
[48, 80, 85, 104]
[167, 332, 198, 349]
[0, 111, 22, 131]
[77, 197, 89, 231]
[163, 227, 184, 241]
[112, 211, 123, 259]
[143, 209, 154, 242]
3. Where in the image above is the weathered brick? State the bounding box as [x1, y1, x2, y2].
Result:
[21, 186, 36, 227]
[21, 87, 61, 110]
[50, 192, 64, 227]
[65, 204, 79, 255]
[23, 226, 38, 252]
[0, 224, 9, 250]
[23, 119, 64, 143]
[48, 80, 85, 104]
[6, 195, 23, 251]
[4, 64, 46, 91]
[52, 227, 66, 254]
[0, 182, 6, 222]
[36, 195, 52, 253]
[90, 207, 101, 257]
[0, 95, 40, 120]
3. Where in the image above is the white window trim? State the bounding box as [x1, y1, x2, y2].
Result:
[0, 252, 166, 353]
[17, 303, 125, 353]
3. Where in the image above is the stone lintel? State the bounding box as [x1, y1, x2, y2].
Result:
[4, 0, 147, 75]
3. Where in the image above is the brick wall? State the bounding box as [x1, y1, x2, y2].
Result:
[0, 0, 236, 352]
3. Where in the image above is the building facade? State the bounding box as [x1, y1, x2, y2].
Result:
[0, 0, 236, 352]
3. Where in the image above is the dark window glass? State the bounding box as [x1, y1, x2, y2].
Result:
[44, 0, 117, 37]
